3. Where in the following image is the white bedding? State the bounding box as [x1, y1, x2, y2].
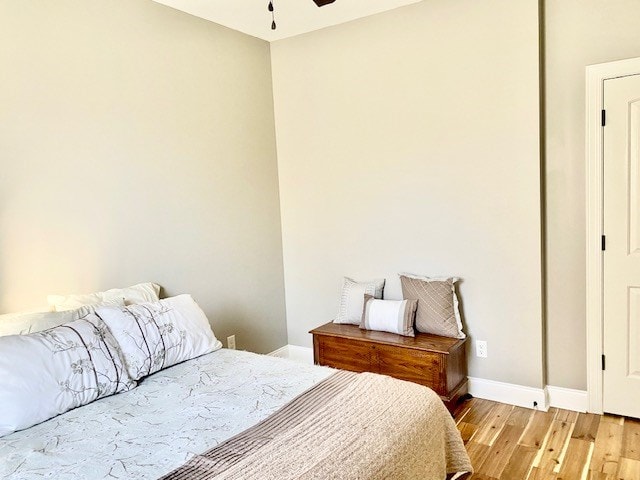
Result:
[0, 349, 333, 480]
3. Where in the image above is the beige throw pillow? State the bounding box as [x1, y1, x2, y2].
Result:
[360, 294, 417, 337]
[399, 274, 465, 339]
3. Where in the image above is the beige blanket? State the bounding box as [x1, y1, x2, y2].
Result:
[161, 370, 472, 480]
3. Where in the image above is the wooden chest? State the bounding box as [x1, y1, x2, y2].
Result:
[310, 322, 468, 411]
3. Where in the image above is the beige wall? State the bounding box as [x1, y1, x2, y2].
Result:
[544, 0, 640, 390]
[4, 0, 633, 390]
[272, 0, 544, 387]
[0, 0, 287, 353]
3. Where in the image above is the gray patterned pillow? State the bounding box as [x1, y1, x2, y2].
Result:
[399, 274, 465, 339]
[0, 314, 136, 437]
[334, 277, 386, 325]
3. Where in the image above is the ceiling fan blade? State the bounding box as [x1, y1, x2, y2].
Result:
[312, 0, 336, 6]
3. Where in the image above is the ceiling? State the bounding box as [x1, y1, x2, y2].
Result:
[151, 0, 422, 42]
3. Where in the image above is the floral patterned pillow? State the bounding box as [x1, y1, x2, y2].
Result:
[96, 294, 222, 381]
[0, 314, 135, 438]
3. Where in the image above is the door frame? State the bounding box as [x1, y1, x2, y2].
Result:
[586, 57, 640, 414]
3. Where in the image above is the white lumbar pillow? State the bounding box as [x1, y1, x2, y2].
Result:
[0, 299, 124, 337]
[95, 294, 222, 381]
[360, 295, 418, 338]
[48, 282, 161, 312]
[0, 315, 136, 438]
[334, 277, 385, 325]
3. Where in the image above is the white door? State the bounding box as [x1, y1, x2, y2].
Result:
[603, 73, 640, 418]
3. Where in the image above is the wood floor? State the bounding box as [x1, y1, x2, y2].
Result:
[453, 397, 640, 480]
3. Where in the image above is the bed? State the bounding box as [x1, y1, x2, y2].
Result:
[0, 288, 471, 479]
[1, 349, 471, 479]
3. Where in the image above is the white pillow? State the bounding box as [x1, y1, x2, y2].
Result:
[0, 315, 136, 438]
[0, 299, 125, 337]
[48, 282, 160, 312]
[95, 295, 222, 381]
[334, 277, 385, 325]
[360, 295, 417, 337]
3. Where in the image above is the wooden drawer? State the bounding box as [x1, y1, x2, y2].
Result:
[310, 322, 468, 412]
[374, 344, 445, 394]
[314, 335, 372, 373]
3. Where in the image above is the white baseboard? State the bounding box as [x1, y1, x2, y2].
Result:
[468, 377, 549, 411]
[267, 345, 290, 358]
[268, 345, 314, 364]
[268, 347, 588, 413]
[545, 386, 588, 412]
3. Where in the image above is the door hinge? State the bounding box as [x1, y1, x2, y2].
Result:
[601, 235, 606, 251]
[602, 354, 606, 371]
[602, 109, 606, 127]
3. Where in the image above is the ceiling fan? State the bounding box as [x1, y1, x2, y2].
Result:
[269, 0, 336, 31]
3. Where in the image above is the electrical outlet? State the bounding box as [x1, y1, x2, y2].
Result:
[227, 335, 236, 350]
[475, 340, 488, 358]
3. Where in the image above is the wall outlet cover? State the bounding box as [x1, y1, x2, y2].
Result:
[476, 340, 488, 358]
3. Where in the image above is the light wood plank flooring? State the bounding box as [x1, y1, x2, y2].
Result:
[453, 398, 640, 479]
